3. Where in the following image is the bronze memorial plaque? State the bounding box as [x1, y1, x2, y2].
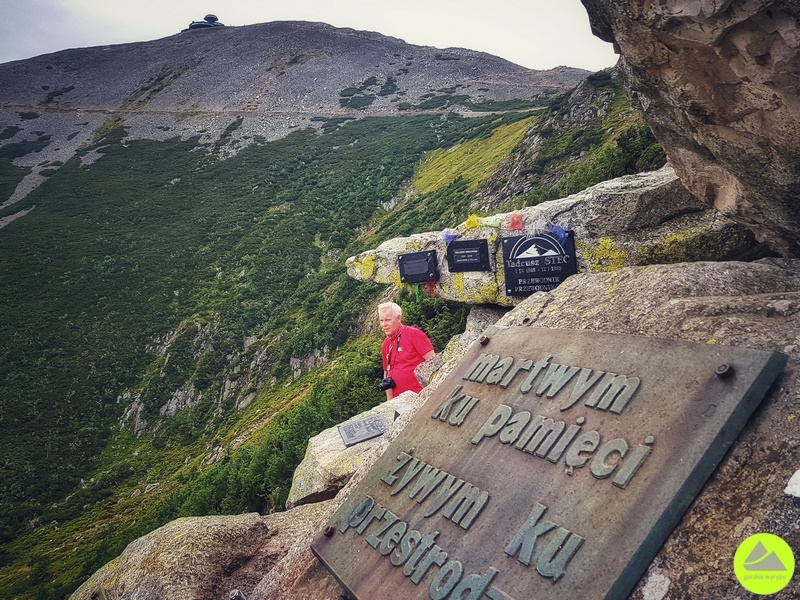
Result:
[312, 327, 787, 600]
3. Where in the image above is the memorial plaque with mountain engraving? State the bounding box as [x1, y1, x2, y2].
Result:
[502, 232, 576, 296]
[312, 327, 787, 600]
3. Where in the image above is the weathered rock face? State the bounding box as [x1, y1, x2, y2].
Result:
[285, 394, 414, 509]
[346, 166, 759, 305]
[70, 506, 335, 600]
[580, 0, 800, 256]
[497, 258, 800, 599]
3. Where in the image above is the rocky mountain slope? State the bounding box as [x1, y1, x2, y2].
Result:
[0, 20, 587, 220]
[0, 20, 582, 115]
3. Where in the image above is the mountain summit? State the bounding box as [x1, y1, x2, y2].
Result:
[0, 20, 586, 115]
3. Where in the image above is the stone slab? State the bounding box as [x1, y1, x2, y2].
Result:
[312, 327, 786, 600]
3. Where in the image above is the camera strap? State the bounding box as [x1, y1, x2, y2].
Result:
[385, 330, 403, 375]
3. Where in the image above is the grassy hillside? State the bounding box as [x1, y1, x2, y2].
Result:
[0, 77, 662, 598]
[0, 111, 512, 598]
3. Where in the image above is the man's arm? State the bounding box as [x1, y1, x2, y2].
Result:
[422, 349, 435, 361]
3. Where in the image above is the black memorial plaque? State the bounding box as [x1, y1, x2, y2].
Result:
[339, 415, 388, 447]
[446, 239, 491, 272]
[399, 251, 439, 283]
[312, 327, 786, 600]
[502, 232, 576, 295]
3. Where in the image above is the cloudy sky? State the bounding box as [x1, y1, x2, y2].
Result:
[0, 0, 617, 71]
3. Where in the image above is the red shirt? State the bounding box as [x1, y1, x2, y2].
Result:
[381, 325, 434, 396]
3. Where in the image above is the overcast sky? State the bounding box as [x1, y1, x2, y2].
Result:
[0, 1, 617, 71]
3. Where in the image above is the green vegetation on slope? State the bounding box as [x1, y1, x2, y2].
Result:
[0, 112, 493, 599]
[0, 74, 663, 598]
[0, 136, 50, 206]
[485, 75, 666, 209]
[413, 115, 538, 194]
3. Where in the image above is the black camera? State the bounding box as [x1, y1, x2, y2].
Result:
[377, 377, 396, 392]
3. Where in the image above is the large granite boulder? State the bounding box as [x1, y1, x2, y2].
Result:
[346, 166, 758, 305]
[580, 0, 800, 257]
[496, 258, 800, 599]
[70, 505, 336, 600]
[285, 394, 414, 509]
[252, 258, 800, 599]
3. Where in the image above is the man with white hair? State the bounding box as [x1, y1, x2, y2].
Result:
[377, 302, 435, 400]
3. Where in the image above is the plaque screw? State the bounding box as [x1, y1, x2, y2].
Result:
[715, 364, 735, 379]
[479, 336, 490, 346]
[323, 526, 335, 538]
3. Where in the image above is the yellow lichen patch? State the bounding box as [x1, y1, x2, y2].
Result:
[474, 281, 501, 303]
[635, 228, 711, 265]
[389, 270, 402, 288]
[578, 238, 629, 272]
[450, 272, 466, 298]
[357, 255, 375, 279]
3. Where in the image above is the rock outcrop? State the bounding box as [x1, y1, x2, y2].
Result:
[71, 256, 800, 599]
[285, 394, 413, 509]
[496, 258, 800, 600]
[250, 258, 800, 599]
[347, 166, 760, 305]
[70, 505, 336, 600]
[580, 0, 800, 256]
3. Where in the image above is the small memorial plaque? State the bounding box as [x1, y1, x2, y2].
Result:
[312, 327, 786, 600]
[399, 251, 439, 283]
[446, 239, 491, 272]
[339, 415, 388, 447]
[502, 232, 576, 295]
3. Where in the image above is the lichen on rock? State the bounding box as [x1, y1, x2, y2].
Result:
[346, 166, 759, 304]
